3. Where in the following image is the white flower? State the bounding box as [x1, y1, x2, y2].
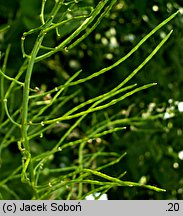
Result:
[178, 151, 183, 160]
[85, 193, 108, 200]
[178, 102, 183, 112]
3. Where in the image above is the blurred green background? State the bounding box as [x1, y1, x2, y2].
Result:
[0, 0, 183, 199]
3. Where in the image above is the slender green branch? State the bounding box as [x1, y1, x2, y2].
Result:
[83, 169, 166, 192]
[0, 45, 11, 123]
[68, 0, 117, 50]
[0, 25, 10, 33]
[4, 59, 28, 99]
[38, 176, 165, 199]
[0, 109, 20, 130]
[34, 0, 115, 62]
[60, 84, 137, 117]
[32, 127, 126, 162]
[20, 0, 65, 191]
[40, 0, 47, 24]
[69, 12, 178, 87]
[45, 15, 90, 34]
[42, 83, 156, 124]
[3, 99, 21, 127]
[21, 34, 45, 150]
[0, 69, 24, 86]
[39, 30, 172, 125]
[30, 69, 82, 122]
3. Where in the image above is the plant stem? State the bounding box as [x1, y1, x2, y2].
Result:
[20, 0, 64, 195]
[0, 45, 11, 123]
[21, 32, 45, 189]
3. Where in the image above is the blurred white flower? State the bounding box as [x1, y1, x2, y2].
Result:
[85, 193, 108, 200]
[163, 112, 174, 119]
[178, 150, 183, 160]
[178, 102, 183, 112]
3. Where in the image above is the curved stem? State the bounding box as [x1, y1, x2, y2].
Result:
[21, 33, 45, 191]
[3, 99, 21, 127]
[20, 0, 64, 194]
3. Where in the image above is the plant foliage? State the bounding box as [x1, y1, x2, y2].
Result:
[0, 0, 182, 199]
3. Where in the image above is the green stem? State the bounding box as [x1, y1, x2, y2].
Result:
[21, 36, 44, 193]
[0, 45, 11, 123]
[20, 0, 64, 195]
